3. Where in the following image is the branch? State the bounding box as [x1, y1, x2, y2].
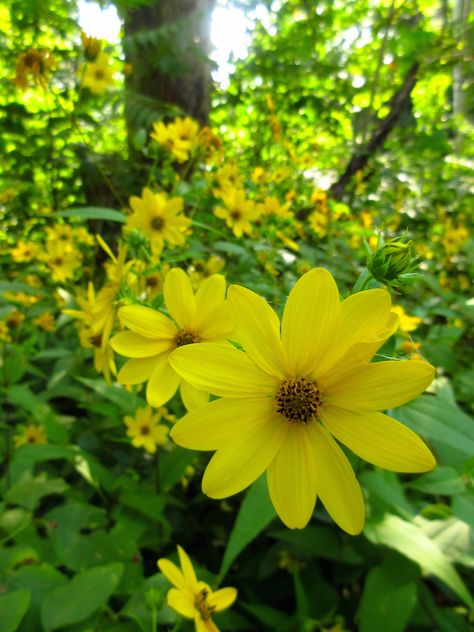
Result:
[329, 62, 420, 200]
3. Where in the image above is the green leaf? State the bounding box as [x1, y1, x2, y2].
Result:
[364, 514, 474, 609]
[0, 281, 41, 295]
[0, 588, 31, 632]
[407, 467, 466, 496]
[41, 563, 123, 631]
[75, 377, 134, 411]
[217, 476, 275, 583]
[394, 395, 474, 468]
[9, 445, 77, 485]
[158, 447, 197, 492]
[53, 207, 125, 222]
[358, 555, 418, 632]
[270, 525, 363, 564]
[6, 473, 69, 511]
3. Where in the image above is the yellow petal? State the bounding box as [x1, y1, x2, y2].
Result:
[146, 354, 180, 406]
[110, 331, 172, 358]
[227, 285, 286, 378]
[199, 302, 233, 340]
[118, 305, 176, 339]
[194, 274, 226, 329]
[324, 360, 435, 410]
[169, 343, 279, 397]
[202, 415, 288, 498]
[281, 268, 340, 376]
[157, 559, 190, 595]
[195, 616, 219, 632]
[118, 355, 162, 384]
[179, 380, 209, 411]
[317, 289, 392, 374]
[164, 268, 196, 329]
[177, 545, 199, 590]
[167, 588, 195, 619]
[320, 406, 436, 472]
[208, 587, 238, 611]
[171, 397, 278, 451]
[307, 423, 365, 535]
[267, 424, 317, 529]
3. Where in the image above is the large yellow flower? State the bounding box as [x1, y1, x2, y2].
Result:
[169, 268, 436, 533]
[127, 188, 192, 255]
[158, 545, 237, 632]
[110, 268, 233, 410]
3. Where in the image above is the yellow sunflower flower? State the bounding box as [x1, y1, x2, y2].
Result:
[11, 240, 39, 263]
[391, 305, 422, 333]
[127, 188, 192, 255]
[39, 242, 82, 282]
[124, 406, 169, 454]
[169, 268, 436, 533]
[158, 545, 237, 632]
[214, 188, 259, 238]
[110, 268, 233, 411]
[81, 51, 115, 95]
[14, 424, 47, 447]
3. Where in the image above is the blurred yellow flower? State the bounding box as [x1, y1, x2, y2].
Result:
[214, 188, 258, 238]
[0, 321, 11, 342]
[158, 545, 237, 632]
[127, 188, 191, 255]
[11, 240, 39, 262]
[81, 51, 115, 95]
[150, 117, 199, 163]
[14, 424, 47, 447]
[124, 406, 169, 454]
[170, 268, 435, 532]
[33, 312, 55, 332]
[40, 242, 82, 282]
[392, 305, 422, 333]
[14, 48, 55, 90]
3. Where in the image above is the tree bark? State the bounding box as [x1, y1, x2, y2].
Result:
[123, 0, 215, 135]
[329, 62, 420, 200]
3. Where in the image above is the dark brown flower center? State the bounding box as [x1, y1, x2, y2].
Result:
[275, 377, 322, 424]
[174, 329, 201, 347]
[151, 217, 164, 231]
[230, 209, 242, 220]
[139, 425, 150, 435]
[194, 588, 215, 621]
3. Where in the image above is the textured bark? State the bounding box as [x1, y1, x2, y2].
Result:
[329, 62, 420, 200]
[124, 0, 215, 130]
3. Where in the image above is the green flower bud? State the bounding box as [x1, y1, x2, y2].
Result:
[367, 235, 419, 291]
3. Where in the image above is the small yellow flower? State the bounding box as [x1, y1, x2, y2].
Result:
[81, 51, 115, 95]
[14, 424, 47, 447]
[214, 188, 258, 238]
[6, 310, 24, 329]
[33, 312, 55, 332]
[308, 211, 329, 238]
[400, 339, 421, 354]
[391, 305, 422, 333]
[110, 268, 233, 411]
[150, 117, 199, 163]
[124, 406, 169, 454]
[158, 545, 237, 632]
[127, 188, 191, 256]
[81, 31, 101, 60]
[11, 240, 39, 263]
[169, 269, 435, 533]
[0, 321, 11, 342]
[251, 166, 266, 184]
[257, 196, 292, 219]
[40, 242, 82, 283]
[14, 48, 55, 90]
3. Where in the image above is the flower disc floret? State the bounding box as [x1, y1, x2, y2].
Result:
[276, 377, 322, 423]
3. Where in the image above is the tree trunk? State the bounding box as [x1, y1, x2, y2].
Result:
[123, 0, 215, 143]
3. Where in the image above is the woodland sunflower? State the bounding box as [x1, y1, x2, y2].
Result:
[158, 545, 237, 632]
[127, 187, 192, 255]
[110, 268, 233, 410]
[169, 268, 436, 533]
